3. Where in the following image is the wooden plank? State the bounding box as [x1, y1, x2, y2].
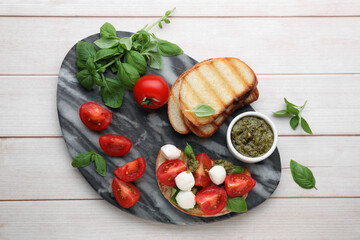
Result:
[1, 75, 359, 137]
[1, 198, 359, 239]
[1, 0, 360, 17]
[0, 137, 359, 200]
[0, 17, 360, 74]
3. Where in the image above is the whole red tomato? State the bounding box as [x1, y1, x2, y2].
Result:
[79, 102, 112, 131]
[133, 75, 170, 109]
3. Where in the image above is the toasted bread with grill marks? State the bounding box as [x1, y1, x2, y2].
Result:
[156, 149, 251, 217]
[179, 58, 257, 127]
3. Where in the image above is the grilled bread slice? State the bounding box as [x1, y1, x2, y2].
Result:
[156, 148, 251, 217]
[179, 58, 257, 126]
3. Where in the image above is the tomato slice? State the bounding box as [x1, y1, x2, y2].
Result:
[79, 102, 112, 131]
[114, 157, 146, 182]
[112, 177, 140, 208]
[195, 186, 227, 215]
[225, 173, 256, 198]
[194, 153, 212, 187]
[156, 159, 187, 186]
[99, 134, 132, 156]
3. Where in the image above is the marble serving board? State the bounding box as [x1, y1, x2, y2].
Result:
[57, 31, 281, 225]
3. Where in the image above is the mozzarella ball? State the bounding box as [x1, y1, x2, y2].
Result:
[161, 144, 181, 160]
[175, 171, 195, 191]
[176, 190, 196, 209]
[209, 165, 227, 185]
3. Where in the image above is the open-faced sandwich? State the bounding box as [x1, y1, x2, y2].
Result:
[156, 143, 256, 217]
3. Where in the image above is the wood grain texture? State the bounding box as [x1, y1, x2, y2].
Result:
[1, 198, 359, 239]
[1, 0, 360, 17]
[0, 17, 360, 74]
[0, 137, 359, 200]
[0, 75, 359, 137]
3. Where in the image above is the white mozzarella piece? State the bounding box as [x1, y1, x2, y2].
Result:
[161, 144, 181, 160]
[175, 190, 196, 209]
[175, 171, 195, 191]
[209, 165, 227, 185]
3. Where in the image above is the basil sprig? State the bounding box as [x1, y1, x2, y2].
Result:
[226, 196, 247, 213]
[273, 98, 312, 134]
[185, 104, 215, 117]
[75, 8, 183, 108]
[290, 160, 317, 189]
[72, 149, 107, 177]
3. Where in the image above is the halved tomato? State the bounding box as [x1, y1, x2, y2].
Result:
[157, 159, 187, 186]
[194, 153, 212, 187]
[225, 173, 256, 198]
[114, 157, 146, 182]
[112, 177, 140, 208]
[99, 134, 132, 156]
[79, 102, 112, 131]
[195, 186, 227, 215]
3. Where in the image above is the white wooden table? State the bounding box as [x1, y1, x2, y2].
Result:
[1, 1, 359, 239]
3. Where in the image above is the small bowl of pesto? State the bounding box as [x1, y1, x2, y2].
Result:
[226, 111, 278, 163]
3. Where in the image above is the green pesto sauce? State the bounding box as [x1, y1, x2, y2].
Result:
[186, 157, 199, 172]
[231, 116, 274, 157]
[214, 159, 235, 174]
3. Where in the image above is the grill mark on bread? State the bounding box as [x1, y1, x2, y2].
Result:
[208, 63, 237, 102]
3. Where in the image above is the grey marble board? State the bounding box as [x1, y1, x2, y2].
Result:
[57, 31, 281, 225]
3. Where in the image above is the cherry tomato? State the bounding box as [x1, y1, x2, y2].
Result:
[194, 153, 212, 187]
[156, 159, 187, 186]
[99, 134, 132, 156]
[114, 157, 146, 182]
[195, 186, 227, 215]
[79, 102, 112, 131]
[225, 173, 256, 198]
[133, 74, 170, 109]
[112, 177, 140, 208]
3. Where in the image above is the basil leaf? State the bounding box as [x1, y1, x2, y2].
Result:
[144, 51, 162, 69]
[95, 48, 118, 62]
[290, 115, 300, 130]
[93, 154, 106, 177]
[101, 78, 124, 108]
[230, 166, 244, 174]
[124, 50, 147, 75]
[290, 160, 316, 189]
[185, 104, 215, 117]
[287, 104, 300, 115]
[226, 196, 247, 213]
[76, 41, 97, 61]
[85, 57, 97, 75]
[273, 109, 289, 117]
[72, 152, 92, 168]
[301, 117, 313, 134]
[284, 97, 297, 107]
[141, 41, 157, 53]
[76, 59, 87, 70]
[117, 62, 140, 90]
[157, 40, 183, 56]
[100, 22, 117, 39]
[76, 69, 94, 90]
[110, 63, 118, 73]
[170, 187, 180, 206]
[120, 37, 132, 51]
[94, 38, 120, 49]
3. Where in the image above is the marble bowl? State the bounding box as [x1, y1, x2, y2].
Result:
[226, 112, 278, 163]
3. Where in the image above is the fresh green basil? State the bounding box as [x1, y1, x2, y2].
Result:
[71, 152, 92, 168]
[143, 51, 162, 69]
[76, 69, 94, 90]
[290, 115, 300, 130]
[287, 104, 300, 115]
[76, 59, 87, 70]
[76, 41, 97, 61]
[101, 78, 124, 108]
[124, 50, 147, 75]
[100, 22, 117, 39]
[157, 40, 183, 56]
[117, 62, 140, 89]
[290, 160, 317, 189]
[272, 109, 289, 117]
[300, 117, 312, 134]
[85, 57, 97, 75]
[170, 187, 180, 206]
[230, 166, 244, 174]
[95, 48, 118, 62]
[94, 38, 120, 49]
[120, 37, 132, 51]
[226, 196, 247, 213]
[185, 104, 215, 117]
[93, 154, 106, 177]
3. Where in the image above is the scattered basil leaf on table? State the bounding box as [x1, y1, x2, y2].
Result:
[290, 160, 317, 189]
[185, 104, 215, 117]
[72, 150, 107, 177]
[273, 98, 312, 134]
[74, 8, 182, 108]
[226, 196, 247, 213]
